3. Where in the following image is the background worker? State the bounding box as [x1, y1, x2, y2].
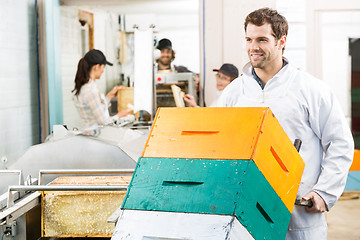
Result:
[72, 49, 131, 128]
[218, 8, 354, 239]
[156, 38, 191, 73]
[184, 63, 238, 107]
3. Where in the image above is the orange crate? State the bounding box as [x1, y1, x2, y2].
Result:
[350, 149, 360, 171]
[142, 107, 305, 212]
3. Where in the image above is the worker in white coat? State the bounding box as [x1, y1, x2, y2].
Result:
[184, 63, 239, 107]
[218, 8, 354, 239]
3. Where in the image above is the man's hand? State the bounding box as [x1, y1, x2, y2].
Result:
[302, 191, 327, 213]
[183, 94, 198, 107]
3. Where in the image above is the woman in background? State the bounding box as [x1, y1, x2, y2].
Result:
[72, 49, 130, 128]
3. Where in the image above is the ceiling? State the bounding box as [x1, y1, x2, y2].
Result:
[60, 0, 199, 14]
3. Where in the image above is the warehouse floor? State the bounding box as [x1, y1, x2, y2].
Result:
[327, 192, 360, 240]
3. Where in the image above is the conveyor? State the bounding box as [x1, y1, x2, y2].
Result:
[0, 125, 148, 239]
[0, 169, 133, 239]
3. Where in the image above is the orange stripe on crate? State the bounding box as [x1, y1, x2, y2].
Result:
[142, 107, 265, 159]
[350, 150, 360, 171]
[142, 107, 305, 213]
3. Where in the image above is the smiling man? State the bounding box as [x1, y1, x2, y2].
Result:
[218, 8, 354, 239]
[156, 38, 190, 73]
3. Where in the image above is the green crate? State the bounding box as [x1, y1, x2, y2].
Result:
[122, 157, 291, 240]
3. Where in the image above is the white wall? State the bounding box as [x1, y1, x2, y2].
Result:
[277, 0, 307, 71]
[104, 13, 123, 91]
[156, 13, 200, 73]
[306, 0, 360, 122]
[0, 0, 40, 165]
[93, 12, 108, 94]
[201, 0, 276, 106]
[60, 7, 82, 129]
[320, 11, 360, 120]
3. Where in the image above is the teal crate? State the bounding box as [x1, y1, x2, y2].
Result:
[345, 171, 360, 191]
[122, 157, 291, 240]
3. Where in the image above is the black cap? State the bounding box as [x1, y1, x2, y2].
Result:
[84, 49, 113, 66]
[213, 63, 239, 78]
[157, 38, 172, 50]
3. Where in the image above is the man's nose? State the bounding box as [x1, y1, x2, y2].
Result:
[250, 41, 260, 50]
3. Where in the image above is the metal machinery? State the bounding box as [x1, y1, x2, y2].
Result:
[132, 28, 198, 116]
[155, 72, 197, 108]
[0, 124, 149, 239]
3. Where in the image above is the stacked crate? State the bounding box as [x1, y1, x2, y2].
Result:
[345, 149, 360, 190]
[112, 107, 305, 239]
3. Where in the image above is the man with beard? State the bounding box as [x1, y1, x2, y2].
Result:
[218, 7, 354, 239]
[156, 38, 190, 73]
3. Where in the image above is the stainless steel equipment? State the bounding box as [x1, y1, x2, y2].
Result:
[155, 72, 197, 108]
[0, 125, 148, 239]
[0, 169, 134, 239]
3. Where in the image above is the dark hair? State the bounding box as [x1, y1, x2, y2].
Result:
[72, 58, 93, 95]
[244, 8, 288, 51]
[72, 49, 112, 95]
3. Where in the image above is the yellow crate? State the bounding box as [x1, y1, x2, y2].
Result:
[142, 107, 304, 212]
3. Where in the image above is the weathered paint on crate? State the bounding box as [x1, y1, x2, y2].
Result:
[111, 210, 254, 240]
[122, 157, 291, 240]
[142, 107, 305, 212]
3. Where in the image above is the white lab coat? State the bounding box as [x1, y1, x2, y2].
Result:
[218, 60, 354, 239]
[208, 91, 223, 107]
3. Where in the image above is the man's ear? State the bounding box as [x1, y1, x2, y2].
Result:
[278, 35, 287, 50]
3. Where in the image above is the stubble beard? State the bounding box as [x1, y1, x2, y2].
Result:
[249, 51, 267, 69]
[159, 57, 171, 67]
[250, 58, 266, 69]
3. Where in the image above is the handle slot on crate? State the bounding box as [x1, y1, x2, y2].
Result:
[270, 146, 289, 173]
[181, 130, 220, 136]
[256, 202, 274, 225]
[162, 181, 204, 186]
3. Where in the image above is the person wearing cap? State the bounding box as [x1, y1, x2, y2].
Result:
[156, 38, 191, 73]
[72, 49, 131, 128]
[183, 63, 239, 107]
